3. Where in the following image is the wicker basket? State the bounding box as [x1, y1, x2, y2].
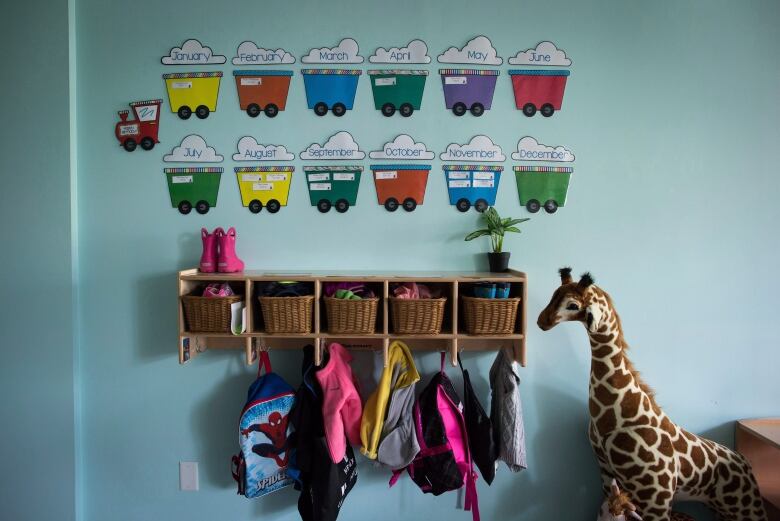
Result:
[257, 295, 314, 333]
[181, 294, 243, 332]
[390, 297, 447, 334]
[461, 296, 520, 335]
[324, 296, 379, 334]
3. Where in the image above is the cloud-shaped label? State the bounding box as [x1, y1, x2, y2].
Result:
[233, 136, 294, 162]
[300, 131, 365, 160]
[369, 134, 434, 160]
[232, 41, 295, 65]
[437, 36, 502, 65]
[369, 39, 431, 64]
[164, 135, 223, 162]
[161, 39, 226, 65]
[508, 41, 571, 66]
[512, 136, 575, 162]
[440, 135, 505, 162]
[301, 38, 363, 64]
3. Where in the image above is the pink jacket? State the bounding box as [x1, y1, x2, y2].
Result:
[316, 342, 363, 463]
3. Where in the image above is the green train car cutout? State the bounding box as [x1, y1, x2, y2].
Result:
[368, 70, 428, 117]
[165, 168, 222, 214]
[513, 165, 573, 213]
[304, 166, 363, 213]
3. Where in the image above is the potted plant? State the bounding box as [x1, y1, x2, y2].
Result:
[464, 207, 529, 272]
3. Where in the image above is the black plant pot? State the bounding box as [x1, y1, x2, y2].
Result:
[487, 252, 510, 272]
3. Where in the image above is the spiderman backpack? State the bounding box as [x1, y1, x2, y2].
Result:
[231, 351, 295, 498]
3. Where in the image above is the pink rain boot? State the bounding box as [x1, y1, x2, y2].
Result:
[199, 228, 218, 273]
[217, 227, 245, 273]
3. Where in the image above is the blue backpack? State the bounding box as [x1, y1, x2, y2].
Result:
[231, 351, 295, 498]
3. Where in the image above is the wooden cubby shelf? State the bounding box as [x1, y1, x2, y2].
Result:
[178, 269, 527, 368]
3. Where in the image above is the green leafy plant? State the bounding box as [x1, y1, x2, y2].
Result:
[464, 207, 530, 253]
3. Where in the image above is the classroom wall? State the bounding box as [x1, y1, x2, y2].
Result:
[72, 1, 780, 520]
[0, 1, 76, 520]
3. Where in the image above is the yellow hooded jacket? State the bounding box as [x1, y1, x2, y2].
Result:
[360, 341, 420, 460]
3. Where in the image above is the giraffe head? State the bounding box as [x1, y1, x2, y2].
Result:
[537, 267, 611, 334]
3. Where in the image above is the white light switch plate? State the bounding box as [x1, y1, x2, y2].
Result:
[179, 461, 199, 491]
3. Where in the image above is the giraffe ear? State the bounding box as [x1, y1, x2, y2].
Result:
[559, 267, 573, 285]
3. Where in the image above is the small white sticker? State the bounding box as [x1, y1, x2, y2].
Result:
[172, 175, 193, 184]
[473, 172, 494, 180]
[374, 171, 397, 180]
[240, 77, 262, 86]
[449, 180, 470, 188]
[252, 183, 273, 191]
[172, 81, 192, 89]
[266, 173, 287, 181]
[448, 172, 469, 180]
[310, 183, 331, 191]
[241, 174, 261, 182]
[374, 77, 397, 86]
[445, 76, 467, 85]
[333, 173, 355, 181]
[473, 179, 494, 188]
[308, 173, 330, 182]
[119, 125, 137, 136]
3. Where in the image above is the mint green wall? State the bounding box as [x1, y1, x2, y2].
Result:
[1, 1, 76, 520]
[71, 1, 780, 520]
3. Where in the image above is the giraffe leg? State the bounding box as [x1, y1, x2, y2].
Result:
[706, 456, 767, 521]
[617, 474, 674, 521]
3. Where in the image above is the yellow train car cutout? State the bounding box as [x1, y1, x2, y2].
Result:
[163, 72, 222, 120]
[234, 166, 294, 214]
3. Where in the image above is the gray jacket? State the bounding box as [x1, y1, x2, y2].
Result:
[489, 348, 527, 472]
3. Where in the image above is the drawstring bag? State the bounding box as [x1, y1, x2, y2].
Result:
[459, 357, 497, 485]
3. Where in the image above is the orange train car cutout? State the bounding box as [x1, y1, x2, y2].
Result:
[370, 164, 431, 212]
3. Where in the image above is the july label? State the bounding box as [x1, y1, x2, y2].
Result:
[240, 78, 262, 86]
[473, 179, 494, 188]
[308, 173, 329, 182]
[242, 174, 261, 182]
[448, 172, 469, 179]
[310, 183, 331, 191]
[172, 82, 192, 89]
[445, 76, 467, 85]
[172, 175, 193, 184]
[473, 172, 494, 180]
[333, 173, 355, 181]
[375, 171, 397, 180]
[266, 174, 287, 181]
[252, 183, 273, 191]
[374, 77, 396, 86]
[449, 180, 470, 188]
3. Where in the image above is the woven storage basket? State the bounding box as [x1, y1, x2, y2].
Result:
[324, 296, 379, 334]
[181, 294, 243, 332]
[461, 296, 520, 335]
[258, 295, 314, 333]
[390, 297, 447, 334]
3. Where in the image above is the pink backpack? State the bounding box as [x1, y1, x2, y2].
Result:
[391, 353, 479, 521]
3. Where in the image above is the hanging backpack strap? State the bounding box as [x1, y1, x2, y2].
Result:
[257, 350, 271, 377]
[464, 467, 480, 521]
[231, 453, 245, 495]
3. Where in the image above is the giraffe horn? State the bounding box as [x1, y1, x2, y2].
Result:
[559, 267, 573, 284]
[578, 272, 594, 287]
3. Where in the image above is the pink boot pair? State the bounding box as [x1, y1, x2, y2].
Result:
[199, 227, 245, 273]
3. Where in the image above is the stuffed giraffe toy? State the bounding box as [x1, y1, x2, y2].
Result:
[598, 479, 696, 521]
[538, 268, 767, 521]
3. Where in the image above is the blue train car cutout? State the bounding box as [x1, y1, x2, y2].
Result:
[443, 164, 503, 212]
[301, 69, 362, 116]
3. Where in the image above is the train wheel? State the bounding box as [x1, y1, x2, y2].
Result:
[247, 104, 261, 118]
[522, 103, 537, 117]
[384, 198, 399, 212]
[248, 200, 262, 214]
[178, 201, 192, 214]
[381, 103, 396, 117]
[332, 103, 347, 117]
[540, 104, 555, 117]
[177, 106, 192, 120]
[470, 103, 485, 117]
[314, 103, 328, 116]
[544, 200, 559, 213]
[455, 198, 471, 212]
[526, 199, 541, 213]
[402, 198, 417, 212]
[195, 105, 210, 119]
[335, 199, 349, 213]
[195, 200, 210, 214]
[264, 104, 279, 118]
[140, 137, 155, 151]
[399, 103, 414, 117]
[317, 199, 331, 213]
[266, 199, 281, 213]
[452, 102, 467, 116]
[122, 139, 137, 152]
[474, 199, 488, 213]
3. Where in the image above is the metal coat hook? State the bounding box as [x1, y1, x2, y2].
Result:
[195, 336, 206, 353]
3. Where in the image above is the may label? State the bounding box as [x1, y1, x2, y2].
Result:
[172, 175, 193, 184]
[449, 180, 470, 188]
[374, 77, 397, 86]
[473, 179, 494, 188]
[266, 174, 287, 181]
[172, 81, 192, 89]
[308, 173, 330, 182]
[252, 183, 273, 191]
[309, 183, 331, 191]
[445, 76, 467, 85]
[375, 171, 397, 180]
[448, 172, 469, 180]
[333, 173, 355, 181]
[473, 172, 494, 180]
[240, 77, 262, 86]
[241, 174, 261, 182]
